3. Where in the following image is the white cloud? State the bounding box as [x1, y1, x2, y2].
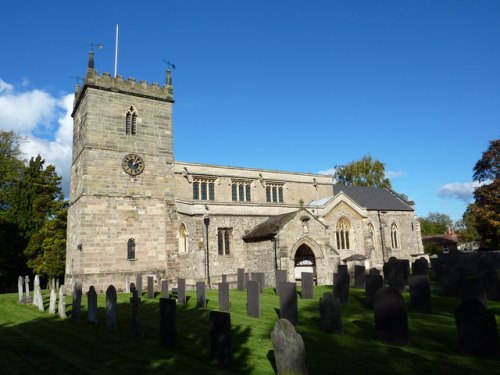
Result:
[0, 79, 13, 93]
[385, 170, 404, 179]
[438, 181, 485, 202]
[317, 167, 336, 176]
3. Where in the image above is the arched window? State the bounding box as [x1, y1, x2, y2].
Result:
[368, 222, 375, 249]
[127, 238, 135, 260]
[336, 217, 351, 250]
[125, 106, 137, 135]
[391, 223, 399, 249]
[178, 224, 187, 253]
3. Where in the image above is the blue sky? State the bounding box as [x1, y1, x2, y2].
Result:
[0, 1, 498, 221]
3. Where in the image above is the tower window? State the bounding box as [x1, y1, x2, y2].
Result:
[126, 106, 137, 135]
[193, 178, 215, 201]
[266, 183, 284, 203]
[217, 228, 232, 256]
[231, 180, 252, 202]
[127, 238, 136, 260]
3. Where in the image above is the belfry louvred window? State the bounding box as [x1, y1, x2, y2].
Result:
[126, 106, 137, 135]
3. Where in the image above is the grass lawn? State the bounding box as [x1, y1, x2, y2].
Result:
[0, 285, 499, 374]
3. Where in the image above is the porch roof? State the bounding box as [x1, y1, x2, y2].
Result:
[242, 211, 297, 242]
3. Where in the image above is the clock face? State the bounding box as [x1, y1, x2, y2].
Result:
[122, 154, 145, 176]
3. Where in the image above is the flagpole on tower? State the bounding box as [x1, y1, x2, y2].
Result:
[114, 24, 119, 78]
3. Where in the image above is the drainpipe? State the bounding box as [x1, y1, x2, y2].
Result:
[204, 216, 211, 289]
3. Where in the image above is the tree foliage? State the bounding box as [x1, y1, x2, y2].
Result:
[0, 131, 25, 213]
[334, 155, 392, 188]
[419, 212, 453, 236]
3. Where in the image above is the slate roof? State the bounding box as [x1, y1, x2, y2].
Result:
[332, 184, 414, 211]
[242, 211, 297, 242]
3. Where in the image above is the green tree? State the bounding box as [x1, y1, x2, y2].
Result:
[455, 204, 480, 246]
[334, 155, 392, 188]
[0, 130, 25, 214]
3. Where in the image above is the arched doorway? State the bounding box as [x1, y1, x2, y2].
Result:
[294, 244, 316, 281]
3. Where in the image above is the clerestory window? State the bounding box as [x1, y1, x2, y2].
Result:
[266, 183, 284, 203]
[232, 180, 252, 202]
[193, 178, 215, 201]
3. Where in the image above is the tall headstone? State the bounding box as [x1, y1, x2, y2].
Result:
[160, 298, 176, 348]
[247, 280, 260, 318]
[221, 274, 227, 284]
[412, 257, 429, 276]
[106, 285, 117, 330]
[354, 265, 366, 289]
[400, 259, 410, 284]
[177, 278, 186, 304]
[301, 272, 314, 299]
[333, 273, 350, 304]
[58, 285, 67, 319]
[71, 281, 82, 320]
[244, 273, 249, 289]
[161, 280, 169, 298]
[383, 257, 405, 292]
[130, 289, 143, 337]
[251, 272, 265, 293]
[87, 286, 98, 324]
[275, 270, 287, 296]
[319, 293, 342, 334]
[455, 298, 499, 358]
[237, 268, 245, 291]
[24, 275, 31, 304]
[365, 275, 384, 309]
[49, 287, 57, 314]
[33, 275, 43, 311]
[136, 275, 143, 296]
[18, 276, 24, 303]
[210, 311, 232, 365]
[279, 282, 298, 325]
[409, 275, 432, 313]
[147, 276, 154, 299]
[218, 282, 230, 312]
[271, 319, 309, 375]
[337, 264, 348, 275]
[125, 276, 130, 293]
[196, 281, 206, 308]
[374, 286, 409, 346]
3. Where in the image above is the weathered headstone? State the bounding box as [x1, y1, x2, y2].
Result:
[218, 282, 230, 312]
[333, 273, 350, 304]
[271, 319, 309, 375]
[251, 272, 265, 293]
[136, 275, 143, 296]
[161, 280, 169, 298]
[280, 282, 298, 325]
[49, 287, 57, 314]
[177, 278, 186, 304]
[374, 286, 409, 346]
[210, 311, 232, 365]
[237, 268, 245, 291]
[221, 274, 227, 284]
[33, 275, 44, 311]
[412, 257, 429, 276]
[58, 285, 67, 319]
[319, 293, 342, 334]
[87, 286, 98, 324]
[196, 281, 206, 308]
[337, 264, 348, 275]
[106, 285, 117, 330]
[365, 274, 384, 309]
[455, 298, 499, 358]
[55, 278, 60, 290]
[459, 277, 487, 307]
[18, 276, 24, 303]
[147, 276, 154, 299]
[130, 289, 143, 337]
[301, 272, 314, 299]
[247, 280, 260, 318]
[275, 270, 287, 296]
[383, 257, 405, 292]
[125, 276, 130, 293]
[369, 268, 381, 276]
[409, 275, 432, 313]
[71, 281, 82, 320]
[24, 275, 31, 304]
[160, 298, 176, 348]
[354, 265, 366, 289]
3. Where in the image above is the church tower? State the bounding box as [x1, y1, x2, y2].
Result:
[65, 51, 177, 291]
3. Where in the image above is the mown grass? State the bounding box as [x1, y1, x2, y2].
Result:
[0, 285, 499, 374]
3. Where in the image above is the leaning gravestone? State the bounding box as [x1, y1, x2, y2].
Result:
[412, 257, 429, 276]
[130, 289, 143, 338]
[106, 285, 117, 330]
[280, 282, 298, 325]
[147, 276, 154, 299]
[409, 275, 432, 313]
[354, 265, 366, 289]
[374, 286, 409, 346]
[196, 281, 206, 308]
[24, 275, 31, 304]
[319, 293, 342, 334]
[160, 298, 176, 348]
[177, 278, 186, 304]
[18, 276, 24, 303]
[333, 273, 350, 304]
[365, 275, 384, 309]
[136, 275, 143, 296]
[275, 270, 287, 296]
[210, 311, 232, 365]
[247, 280, 260, 318]
[87, 286, 98, 324]
[301, 272, 314, 299]
[161, 280, 169, 298]
[49, 287, 57, 314]
[459, 277, 487, 307]
[237, 268, 245, 291]
[58, 285, 67, 319]
[218, 282, 230, 312]
[71, 281, 82, 320]
[455, 298, 499, 358]
[271, 319, 309, 375]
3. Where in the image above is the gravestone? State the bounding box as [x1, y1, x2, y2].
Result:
[71, 281, 82, 320]
[218, 282, 230, 312]
[440, 266, 461, 296]
[244, 273, 249, 289]
[237, 268, 245, 291]
[55, 279, 60, 290]
[221, 274, 227, 284]
[482, 269, 500, 301]
[319, 293, 342, 334]
[130, 282, 136, 294]
[33, 275, 43, 311]
[210, 311, 232, 365]
[136, 275, 143, 296]
[354, 265, 366, 289]
[24, 275, 31, 304]
[271, 319, 308, 375]
[125, 276, 130, 293]
[130, 289, 143, 338]
[160, 298, 176, 348]
[374, 286, 409, 346]
[161, 280, 169, 298]
[178, 278, 186, 304]
[400, 259, 410, 284]
[333, 273, 350, 304]
[251, 272, 265, 293]
[301, 272, 314, 299]
[247, 280, 260, 318]
[369, 268, 381, 276]
[275, 270, 287, 296]
[196, 281, 206, 308]
[106, 285, 117, 330]
[365, 275, 384, 309]
[455, 298, 499, 358]
[18, 276, 24, 303]
[383, 257, 405, 292]
[337, 264, 348, 275]
[412, 257, 429, 276]
[459, 277, 487, 307]
[147, 276, 154, 299]
[58, 285, 67, 319]
[280, 282, 298, 325]
[408, 275, 432, 313]
[49, 287, 57, 314]
[87, 286, 98, 324]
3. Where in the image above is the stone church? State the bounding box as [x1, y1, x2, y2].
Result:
[65, 52, 424, 291]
